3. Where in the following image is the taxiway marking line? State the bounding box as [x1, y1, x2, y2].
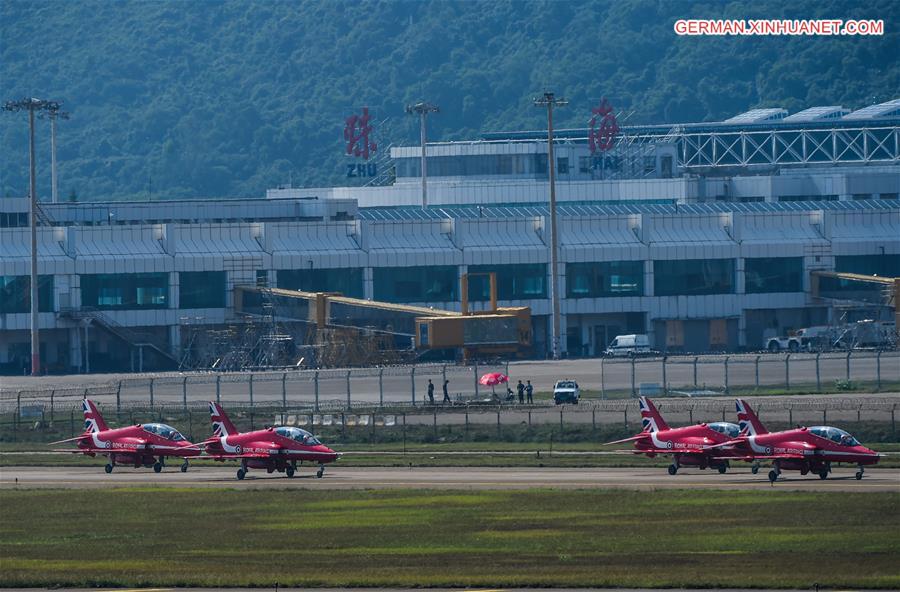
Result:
[98, 588, 172, 592]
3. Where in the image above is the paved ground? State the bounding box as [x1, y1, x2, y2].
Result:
[2, 352, 898, 410]
[5, 589, 878, 592]
[3, 589, 885, 592]
[2, 465, 897, 492]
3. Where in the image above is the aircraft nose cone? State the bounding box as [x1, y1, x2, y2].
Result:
[318, 445, 339, 462]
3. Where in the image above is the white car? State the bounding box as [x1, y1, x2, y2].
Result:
[553, 380, 580, 405]
[605, 334, 651, 357]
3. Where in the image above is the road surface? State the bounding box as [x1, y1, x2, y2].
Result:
[2, 465, 897, 492]
[3, 352, 898, 410]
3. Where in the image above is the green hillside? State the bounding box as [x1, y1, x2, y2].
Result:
[1, 0, 897, 201]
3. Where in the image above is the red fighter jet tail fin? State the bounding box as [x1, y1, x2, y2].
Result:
[208, 401, 238, 437]
[735, 399, 768, 436]
[638, 397, 669, 432]
[81, 399, 109, 433]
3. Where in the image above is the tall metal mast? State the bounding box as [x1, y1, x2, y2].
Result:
[533, 92, 567, 360]
[405, 102, 439, 209]
[3, 97, 60, 375]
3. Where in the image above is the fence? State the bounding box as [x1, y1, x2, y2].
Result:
[3, 396, 897, 445]
[1, 352, 898, 414]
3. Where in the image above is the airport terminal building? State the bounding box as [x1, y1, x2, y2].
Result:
[1, 99, 899, 373]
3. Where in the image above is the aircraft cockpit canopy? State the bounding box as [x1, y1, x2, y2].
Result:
[707, 422, 740, 438]
[275, 426, 321, 446]
[142, 423, 186, 441]
[809, 426, 860, 446]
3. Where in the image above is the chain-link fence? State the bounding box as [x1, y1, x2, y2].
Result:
[2, 352, 898, 414]
[3, 395, 897, 445]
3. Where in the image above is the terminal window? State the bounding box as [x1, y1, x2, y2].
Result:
[566, 261, 644, 298]
[467, 264, 547, 301]
[373, 265, 457, 303]
[745, 257, 803, 293]
[836, 254, 900, 277]
[0, 275, 54, 313]
[179, 271, 226, 309]
[277, 268, 364, 299]
[654, 259, 735, 296]
[81, 273, 168, 310]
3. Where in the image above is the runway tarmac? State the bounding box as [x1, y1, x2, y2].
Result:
[1, 465, 897, 491]
[3, 589, 886, 592]
[5, 589, 880, 592]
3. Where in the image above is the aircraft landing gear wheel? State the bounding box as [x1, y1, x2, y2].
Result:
[819, 470, 829, 480]
[180, 462, 189, 473]
[236, 468, 246, 480]
[855, 471, 863, 480]
[768, 470, 779, 483]
[718, 465, 727, 474]
[285, 466, 295, 478]
[751, 464, 760, 475]
[316, 466, 325, 479]
[105, 463, 113, 474]
[667, 464, 678, 476]
[153, 462, 163, 473]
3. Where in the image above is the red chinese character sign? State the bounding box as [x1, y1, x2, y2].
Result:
[344, 107, 377, 160]
[588, 98, 619, 154]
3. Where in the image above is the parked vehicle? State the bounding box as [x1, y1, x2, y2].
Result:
[794, 325, 835, 352]
[604, 334, 651, 357]
[765, 335, 801, 352]
[834, 320, 897, 350]
[553, 380, 580, 405]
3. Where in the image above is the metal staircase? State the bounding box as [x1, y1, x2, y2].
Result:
[364, 116, 397, 187]
[60, 308, 179, 367]
[34, 202, 56, 226]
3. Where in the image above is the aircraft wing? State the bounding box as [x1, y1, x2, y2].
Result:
[201, 452, 274, 460]
[51, 447, 142, 456]
[737, 453, 807, 460]
[704, 437, 748, 450]
[638, 447, 710, 456]
[603, 433, 650, 446]
[203, 441, 284, 460]
[47, 434, 92, 445]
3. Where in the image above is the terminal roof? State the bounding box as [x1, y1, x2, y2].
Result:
[357, 199, 899, 221]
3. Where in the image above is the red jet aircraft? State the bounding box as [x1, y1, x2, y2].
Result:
[709, 398, 880, 482]
[51, 399, 200, 473]
[605, 396, 741, 475]
[199, 402, 339, 480]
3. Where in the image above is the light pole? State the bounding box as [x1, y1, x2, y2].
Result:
[3, 97, 60, 375]
[534, 92, 567, 360]
[405, 102, 439, 209]
[39, 104, 70, 203]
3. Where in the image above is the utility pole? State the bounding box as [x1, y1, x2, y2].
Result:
[3, 97, 59, 375]
[405, 102, 439, 209]
[534, 92, 567, 360]
[40, 104, 70, 203]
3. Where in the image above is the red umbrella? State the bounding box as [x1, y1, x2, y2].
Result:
[479, 372, 509, 386]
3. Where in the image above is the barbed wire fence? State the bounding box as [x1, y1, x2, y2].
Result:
[3, 389, 898, 445]
[2, 352, 897, 416]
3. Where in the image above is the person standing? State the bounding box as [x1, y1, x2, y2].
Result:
[516, 380, 525, 404]
[442, 378, 451, 404]
[525, 380, 534, 404]
[427, 379, 435, 405]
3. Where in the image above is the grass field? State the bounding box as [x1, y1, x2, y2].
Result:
[1, 488, 898, 588]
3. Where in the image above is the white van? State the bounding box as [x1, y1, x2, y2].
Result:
[605, 334, 651, 357]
